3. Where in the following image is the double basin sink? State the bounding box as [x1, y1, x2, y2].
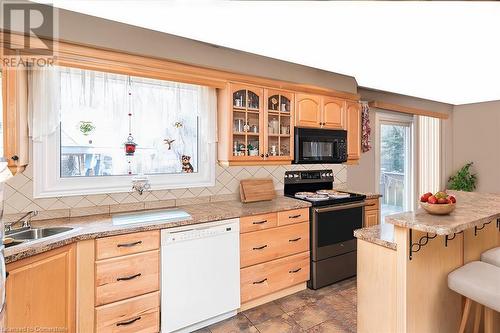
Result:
[4, 227, 74, 248]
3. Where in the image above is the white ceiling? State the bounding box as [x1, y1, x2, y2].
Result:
[38, 1, 500, 105]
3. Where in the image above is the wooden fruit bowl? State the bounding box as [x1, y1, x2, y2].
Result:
[420, 202, 456, 215]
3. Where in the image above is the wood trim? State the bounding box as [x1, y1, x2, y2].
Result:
[368, 101, 449, 119]
[2, 32, 359, 100]
[239, 282, 306, 312]
[76, 240, 95, 333]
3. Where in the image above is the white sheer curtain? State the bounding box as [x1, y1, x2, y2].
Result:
[418, 116, 441, 193]
[28, 66, 61, 142]
[29, 65, 216, 176]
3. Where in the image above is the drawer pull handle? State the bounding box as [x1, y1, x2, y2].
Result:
[117, 241, 143, 248]
[289, 237, 302, 242]
[289, 268, 302, 273]
[253, 278, 268, 284]
[366, 203, 376, 207]
[116, 316, 142, 326]
[289, 214, 302, 219]
[252, 220, 267, 225]
[116, 273, 142, 281]
[253, 245, 268, 250]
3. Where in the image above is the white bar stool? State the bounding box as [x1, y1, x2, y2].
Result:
[448, 261, 500, 333]
[481, 247, 500, 267]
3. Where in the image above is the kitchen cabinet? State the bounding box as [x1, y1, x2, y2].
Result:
[295, 93, 321, 128]
[6, 244, 75, 332]
[364, 198, 380, 227]
[218, 83, 294, 165]
[2, 67, 29, 175]
[295, 94, 346, 130]
[76, 231, 161, 332]
[346, 101, 361, 162]
[239, 208, 310, 309]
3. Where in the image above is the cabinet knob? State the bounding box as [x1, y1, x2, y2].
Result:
[260, 154, 264, 158]
[265, 153, 269, 158]
[11, 155, 19, 161]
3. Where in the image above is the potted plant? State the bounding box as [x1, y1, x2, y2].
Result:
[448, 162, 477, 192]
[247, 143, 259, 156]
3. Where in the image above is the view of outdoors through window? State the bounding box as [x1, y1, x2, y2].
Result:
[379, 123, 408, 221]
[59, 67, 200, 177]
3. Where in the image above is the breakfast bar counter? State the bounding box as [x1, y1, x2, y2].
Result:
[356, 191, 500, 333]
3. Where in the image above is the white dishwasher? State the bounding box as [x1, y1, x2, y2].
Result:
[161, 218, 240, 333]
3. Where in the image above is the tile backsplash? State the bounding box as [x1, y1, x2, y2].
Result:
[3, 163, 347, 221]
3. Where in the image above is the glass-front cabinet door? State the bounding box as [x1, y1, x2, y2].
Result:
[230, 84, 264, 161]
[265, 90, 294, 161]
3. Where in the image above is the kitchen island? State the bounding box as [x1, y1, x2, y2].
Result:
[354, 191, 500, 333]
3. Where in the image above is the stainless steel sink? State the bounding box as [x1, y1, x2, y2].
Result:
[7, 227, 74, 241]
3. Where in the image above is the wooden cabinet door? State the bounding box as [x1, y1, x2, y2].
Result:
[2, 67, 29, 175]
[322, 97, 345, 129]
[6, 245, 75, 332]
[346, 101, 361, 161]
[295, 94, 321, 128]
[365, 209, 379, 227]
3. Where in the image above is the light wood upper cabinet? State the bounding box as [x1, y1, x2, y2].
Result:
[2, 67, 29, 175]
[322, 97, 346, 129]
[346, 101, 361, 162]
[295, 94, 346, 130]
[218, 83, 294, 165]
[6, 244, 75, 332]
[295, 94, 321, 128]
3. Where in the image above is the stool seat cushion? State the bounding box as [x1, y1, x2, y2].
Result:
[448, 261, 500, 312]
[481, 247, 500, 267]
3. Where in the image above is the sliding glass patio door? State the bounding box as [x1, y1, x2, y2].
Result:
[376, 113, 415, 222]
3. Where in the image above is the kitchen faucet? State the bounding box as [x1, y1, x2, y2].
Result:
[5, 210, 38, 234]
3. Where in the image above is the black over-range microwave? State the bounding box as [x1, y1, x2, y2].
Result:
[293, 128, 348, 164]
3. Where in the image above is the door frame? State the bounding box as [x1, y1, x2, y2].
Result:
[374, 111, 417, 215]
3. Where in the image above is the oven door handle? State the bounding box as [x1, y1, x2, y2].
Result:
[313, 201, 366, 213]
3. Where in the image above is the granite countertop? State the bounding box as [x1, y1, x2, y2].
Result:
[4, 196, 310, 264]
[354, 224, 396, 250]
[385, 190, 500, 235]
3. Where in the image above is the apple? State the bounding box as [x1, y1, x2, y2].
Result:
[437, 198, 448, 204]
[420, 192, 433, 202]
[449, 195, 456, 204]
[435, 191, 448, 199]
[427, 195, 437, 204]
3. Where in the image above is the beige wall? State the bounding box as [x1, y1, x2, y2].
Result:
[452, 101, 500, 193]
[347, 88, 454, 193]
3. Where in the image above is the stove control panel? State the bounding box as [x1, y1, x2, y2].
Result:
[284, 170, 334, 183]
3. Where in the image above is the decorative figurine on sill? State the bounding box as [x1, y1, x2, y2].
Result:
[164, 138, 175, 150]
[181, 155, 194, 173]
[174, 122, 183, 128]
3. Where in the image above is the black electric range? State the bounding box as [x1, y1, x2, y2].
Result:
[284, 170, 366, 289]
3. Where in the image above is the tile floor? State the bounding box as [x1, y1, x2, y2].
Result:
[196, 278, 357, 333]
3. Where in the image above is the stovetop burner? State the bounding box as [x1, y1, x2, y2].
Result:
[284, 170, 366, 206]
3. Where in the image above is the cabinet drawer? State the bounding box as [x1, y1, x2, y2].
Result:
[240, 213, 277, 233]
[95, 291, 160, 333]
[364, 198, 379, 211]
[96, 250, 159, 306]
[240, 222, 309, 268]
[277, 208, 309, 226]
[241, 251, 310, 303]
[96, 231, 160, 260]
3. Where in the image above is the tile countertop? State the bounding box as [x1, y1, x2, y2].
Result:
[354, 224, 396, 250]
[385, 190, 500, 235]
[4, 196, 311, 264]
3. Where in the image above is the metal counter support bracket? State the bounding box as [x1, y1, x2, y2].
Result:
[409, 229, 438, 260]
[445, 231, 463, 247]
[474, 221, 492, 236]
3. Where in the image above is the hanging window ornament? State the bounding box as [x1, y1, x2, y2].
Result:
[124, 77, 138, 157]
